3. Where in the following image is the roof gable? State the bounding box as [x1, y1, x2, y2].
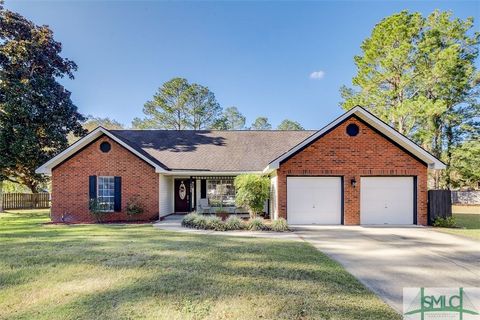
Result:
[35, 127, 168, 174]
[264, 106, 446, 172]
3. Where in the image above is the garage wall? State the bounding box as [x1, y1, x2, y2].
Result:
[269, 173, 278, 220]
[277, 116, 428, 225]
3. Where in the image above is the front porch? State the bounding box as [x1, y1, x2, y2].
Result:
[161, 175, 253, 216]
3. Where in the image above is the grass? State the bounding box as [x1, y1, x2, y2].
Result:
[436, 206, 480, 241]
[0, 210, 399, 320]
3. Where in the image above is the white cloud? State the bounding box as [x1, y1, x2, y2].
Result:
[309, 70, 325, 80]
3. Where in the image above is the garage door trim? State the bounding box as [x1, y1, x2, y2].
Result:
[286, 175, 344, 225]
[360, 175, 418, 225]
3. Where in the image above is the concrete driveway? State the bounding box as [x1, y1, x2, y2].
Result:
[293, 226, 480, 313]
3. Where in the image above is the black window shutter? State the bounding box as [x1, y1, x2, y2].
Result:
[114, 176, 122, 212]
[89, 175, 97, 201]
[200, 179, 207, 199]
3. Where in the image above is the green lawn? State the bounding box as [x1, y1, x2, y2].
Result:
[437, 206, 480, 240]
[0, 210, 399, 320]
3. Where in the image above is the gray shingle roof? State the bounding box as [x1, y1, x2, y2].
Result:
[109, 130, 316, 172]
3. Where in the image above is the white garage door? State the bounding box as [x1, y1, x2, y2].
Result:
[287, 177, 342, 225]
[360, 177, 414, 225]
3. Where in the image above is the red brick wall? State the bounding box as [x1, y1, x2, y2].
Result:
[51, 135, 159, 223]
[277, 116, 428, 225]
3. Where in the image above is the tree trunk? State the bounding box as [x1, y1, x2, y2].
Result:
[0, 180, 3, 212]
[444, 124, 454, 190]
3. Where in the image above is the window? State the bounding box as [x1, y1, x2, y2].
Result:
[100, 141, 111, 153]
[97, 176, 115, 211]
[346, 123, 359, 136]
[207, 179, 235, 207]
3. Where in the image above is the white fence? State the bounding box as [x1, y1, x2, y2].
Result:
[451, 191, 480, 205]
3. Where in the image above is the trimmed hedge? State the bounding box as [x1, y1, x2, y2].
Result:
[181, 213, 289, 232]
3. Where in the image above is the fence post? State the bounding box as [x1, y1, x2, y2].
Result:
[427, 190, 452, 225]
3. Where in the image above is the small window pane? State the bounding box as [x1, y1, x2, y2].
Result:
[97, 176, 115, 212]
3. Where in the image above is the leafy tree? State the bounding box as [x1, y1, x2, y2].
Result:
[234, 174, 270, 218]
[0, 4, 85, 193]
[277, 119, 304, 130]
[186, 83, 222, 130]
[449, 140, 480, 189]
[341, 10, 479, 189]
[214, 106, 246, 130]
[83, 116, 124, 132]
[68, 116, 125, 144]
[251, 117, 272, 130]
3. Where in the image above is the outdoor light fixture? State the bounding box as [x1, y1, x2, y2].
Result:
[351, 178, 357, 188]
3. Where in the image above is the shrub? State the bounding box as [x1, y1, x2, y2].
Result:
[234, 174, 270, 219]
[247, 217, 269, 231]
[181, 212, 199, 228]
[270, 218, 289, 232]
[192, 214, 209, 229]
[89, 199, 109, 222]
[225, 216, 245, 230]
[206, 216, 226, 231]
[126, 196, 144, 220]
[433, 216, 457, 228]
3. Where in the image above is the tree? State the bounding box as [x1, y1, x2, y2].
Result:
[0, 4, 85, 193]
[341, 10, 479, 189]
[83, 116, 124, 132]
[234, 174, 270, 218]
[133, 78, 223, 130]
[133, 78, 190, 130]
[68, 116, 125, 144]
[449, 140, 480, 189]
[340, 11, 423, 135]
[251, 117, 272, 130]
[186, 83, 222, 130]
[214, 106, 246, 130]
[277, 119, 304, 130]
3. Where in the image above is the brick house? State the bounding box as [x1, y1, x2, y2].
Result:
[36, 107, 444, 225]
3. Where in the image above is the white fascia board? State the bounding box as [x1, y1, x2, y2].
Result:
[267, 106, 446, 170]
[35, 127, 167, 175]
[163, 170, 263, 176]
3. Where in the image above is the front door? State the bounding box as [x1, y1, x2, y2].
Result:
[174, 179, 190, 212]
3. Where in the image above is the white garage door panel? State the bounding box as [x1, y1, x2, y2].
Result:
[360, 177, 413, 225]
[287, 177, 341, 225]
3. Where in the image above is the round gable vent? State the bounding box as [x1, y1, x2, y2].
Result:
[100, 141, 111, 153]
[346, 123, 359, 136]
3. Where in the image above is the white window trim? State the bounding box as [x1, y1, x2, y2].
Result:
[97, 176, 115, 212]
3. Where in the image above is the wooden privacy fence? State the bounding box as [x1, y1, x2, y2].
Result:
[427, 190, 452, 225]
[2, 193, 50, 210]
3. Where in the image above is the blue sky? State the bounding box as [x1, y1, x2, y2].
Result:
[6, 1, 480, 129]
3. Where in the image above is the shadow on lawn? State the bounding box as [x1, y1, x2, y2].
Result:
[0, 211, 401, 320]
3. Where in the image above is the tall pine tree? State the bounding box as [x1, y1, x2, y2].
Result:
[341, 10, 479, 188]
